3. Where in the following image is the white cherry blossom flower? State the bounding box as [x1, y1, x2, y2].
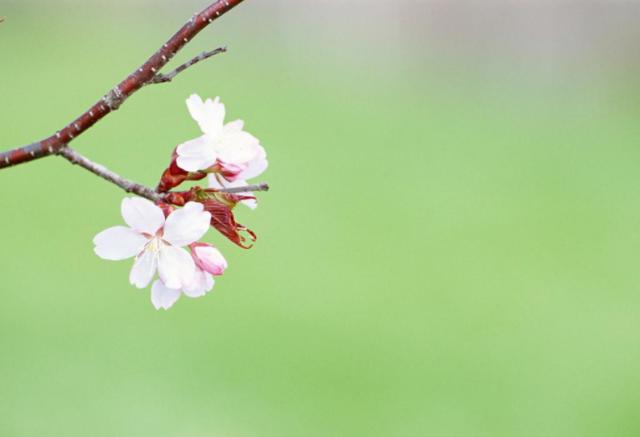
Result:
[176, 94, 261, 173]
[93, 198, 211, 290]
[209, 145, 268, 209]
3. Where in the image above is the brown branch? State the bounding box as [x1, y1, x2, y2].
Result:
[150, 47, 227, 84]
[0, 0, 245, 169]
[58, 147, 269, 203]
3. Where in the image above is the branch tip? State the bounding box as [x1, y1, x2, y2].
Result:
[0, 0, 245, 168]
[150, 46, 228, 84]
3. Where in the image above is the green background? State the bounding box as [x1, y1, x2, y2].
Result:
[1, 1, 640, 435]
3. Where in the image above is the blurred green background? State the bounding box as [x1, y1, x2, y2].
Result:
[2, 0, 640, 435]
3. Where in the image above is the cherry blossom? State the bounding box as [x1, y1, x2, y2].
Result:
[91, 94, 267, 310]
[176, 94, 262, 173]
[93, 198, 211, 290]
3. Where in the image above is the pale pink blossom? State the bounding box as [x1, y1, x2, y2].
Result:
[93, 198, 211, 290]
[176, 94, 261, 173]
[209, 145, 268, 209]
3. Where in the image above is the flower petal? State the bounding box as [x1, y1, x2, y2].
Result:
[176, 135, 218, 172]
[183, 269, 215, 298]
[224, 119, 245, 133]
[176, 136, 214, 157]
[163, 202, 211, 247]
[158, 245, 195, 290]
[186, 94, 225, 137]
[121, 197, 165, 235]
[129, 249, 158, 289]
[237, 145, 268, 180]
[239, 197, 258, 210]
[151, 280, 182, 310]
[94, 226, 148, 260]
[217, 131, 260, 165]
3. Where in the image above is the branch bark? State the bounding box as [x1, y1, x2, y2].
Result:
[0, 0, 245, 169]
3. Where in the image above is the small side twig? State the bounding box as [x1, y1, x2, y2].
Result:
[58, 147, 268, 203]
[150, 47, 227, 84]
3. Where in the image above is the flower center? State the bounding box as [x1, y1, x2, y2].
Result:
[146, 236, 163, 254]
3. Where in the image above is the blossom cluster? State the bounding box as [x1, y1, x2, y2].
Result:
[94, 95, 267, 310]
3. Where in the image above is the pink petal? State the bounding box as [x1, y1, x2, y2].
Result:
[93, 226, 148, 261]
[186, 94, 225, 137]
[151, 280, 182, 310]
[121, 197, 165, 235]
[176, 135, 218, 172]
[182, 269, 215, 298]
[224, 119, 245, 133]
[163, 202, 211, 247]
[240, 197, 258, 210]
[158, 245, 195, 290]
[129, 249, 158, 289]
[237, 145, 268, 181]
[217, 131, 260, 165]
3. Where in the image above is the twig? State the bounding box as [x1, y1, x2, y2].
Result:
[150, 47, 227, 84]
[218, 183, 269, 194]
[0, 0, 245, 169]
[58, 147, 163, 202]
[58, 147, 269, 203]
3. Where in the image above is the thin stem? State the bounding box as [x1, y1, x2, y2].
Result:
[58, 147, 268, 203]
[150, 47, 227, 84]
[58, 147, 164, 202]
[220, 183, 270, 194]
[0, 0, 245, 169]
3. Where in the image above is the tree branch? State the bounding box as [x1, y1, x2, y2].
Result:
[150, 47, 227, 84]
[0, 0, 245, 169]
[58, 147, 269, 203]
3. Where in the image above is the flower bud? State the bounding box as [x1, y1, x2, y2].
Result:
[191, 243, 228, 276]
[216, 161, 247, 182]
